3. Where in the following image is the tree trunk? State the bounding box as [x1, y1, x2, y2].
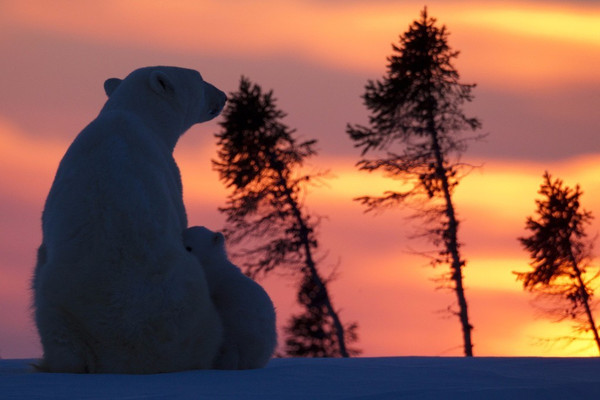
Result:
[430, 130, 474, 357]
[568, 250, 600, 355]
[272, 161, 350, 357]
[297, 222, 350, 358]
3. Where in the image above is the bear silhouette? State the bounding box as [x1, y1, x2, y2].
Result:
[33, 66, 226, 373]
[183, 226, 277, 369]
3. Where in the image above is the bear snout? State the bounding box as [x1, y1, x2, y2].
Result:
[205, 82, 227, 118]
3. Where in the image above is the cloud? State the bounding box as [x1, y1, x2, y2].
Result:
[3, 1, 599, 87]
[0, 117, 65, 203]
[457, 5, 600, 46]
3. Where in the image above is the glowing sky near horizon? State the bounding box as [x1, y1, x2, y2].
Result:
[1, 0, 600, 358]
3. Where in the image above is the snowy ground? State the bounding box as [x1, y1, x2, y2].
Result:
[1, 357, 599, 399]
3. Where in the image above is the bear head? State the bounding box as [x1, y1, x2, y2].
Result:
[183, 226, 228, 267]
[101, 66, 227, 149]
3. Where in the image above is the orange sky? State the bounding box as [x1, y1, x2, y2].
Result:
[1, 0, 600, 358]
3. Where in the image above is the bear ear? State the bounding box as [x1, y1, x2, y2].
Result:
[104, 78, 122, 97]
[212, 232, 225, 246]
[149, 70, 175, 95]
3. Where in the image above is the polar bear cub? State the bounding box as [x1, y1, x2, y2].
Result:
[32, 66, 226, 373]
[183, 226, 277, 369]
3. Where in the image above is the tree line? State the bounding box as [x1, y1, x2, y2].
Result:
[210, 7, 600, 357]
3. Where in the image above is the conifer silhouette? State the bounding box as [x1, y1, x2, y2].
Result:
[517, 172, 600, 355]
[347, 7, 482, 356]
[214, 76, 359, 357]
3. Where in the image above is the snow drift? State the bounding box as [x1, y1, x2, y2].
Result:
[1, 357, 599, 399]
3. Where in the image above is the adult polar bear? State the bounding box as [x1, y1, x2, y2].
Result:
[33, 66, 227, 373]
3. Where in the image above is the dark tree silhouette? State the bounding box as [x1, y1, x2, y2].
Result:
[285, 275, 360, 357]
[346, 7, 481, 357]
[214, 76, 358, 357]
[516, 172, 600, 355]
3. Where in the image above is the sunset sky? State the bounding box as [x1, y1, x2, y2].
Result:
[1, 0, 600, 359]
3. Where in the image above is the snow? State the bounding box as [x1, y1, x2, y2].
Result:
[1, 357, 599, 399]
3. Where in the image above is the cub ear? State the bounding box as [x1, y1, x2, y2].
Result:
[104, 78, 122, 97]
[149, 70, 174, 95]
[212, 232, 225, 246]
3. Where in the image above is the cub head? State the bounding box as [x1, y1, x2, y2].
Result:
[102, 66, 227, 144]
[183, 226, 227, 266]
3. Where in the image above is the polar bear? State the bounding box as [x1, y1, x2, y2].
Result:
[32, 66, 227, 373]
[183, 226, 277, 369]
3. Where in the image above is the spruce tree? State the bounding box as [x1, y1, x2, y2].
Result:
[214, 76, 358, 357]
[517, 172, 600, 355]
[346, 7, 481, 356]
[285, 275, 360, 357]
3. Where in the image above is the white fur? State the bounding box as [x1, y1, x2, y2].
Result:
[32, 66, 227, 373]
[183, 226, 277, 369]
